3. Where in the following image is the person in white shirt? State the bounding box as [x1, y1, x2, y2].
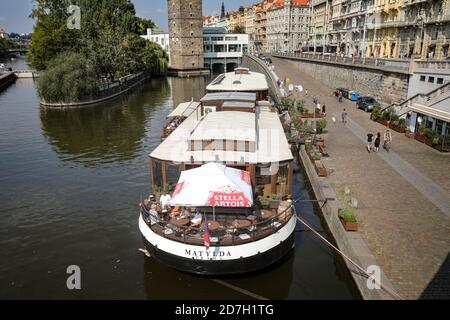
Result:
[160, 191, 171, 209]
[180, 207, 191, 219]
[190, 211, 203, 227]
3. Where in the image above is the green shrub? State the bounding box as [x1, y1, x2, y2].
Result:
[398, 118, 406, 127]
[423, 128, 434, 139]
[432, 134, 442, 145]
[37, 52, 99, 103]
[258, 196, 270, 208]
[310, 151, 321, 160]
[390, 114, 400, 122]
[371, 106, 383, 121]
[339, 208, 357, 223]
[316, 119, 328, 131]
[418, 124, 425, 135]
[305, 141, 313, 149]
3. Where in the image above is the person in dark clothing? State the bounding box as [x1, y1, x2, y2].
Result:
[374, 132, 381, 152]
[367, 131, 374, 152]
[322, 104, 326, 114]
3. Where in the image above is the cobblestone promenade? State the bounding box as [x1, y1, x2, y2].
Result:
[271, 57, 450, 299]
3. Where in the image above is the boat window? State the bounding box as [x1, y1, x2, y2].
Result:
[152, 159, 163, 188]
[166, 163, 180, 186]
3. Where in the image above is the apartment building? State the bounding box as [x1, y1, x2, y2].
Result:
[267, 0, 310, 53]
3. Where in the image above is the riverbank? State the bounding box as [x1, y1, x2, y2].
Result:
[40, 72, 146, 108]
[270, 55, 450, 299]
[0, 72, 17, 91]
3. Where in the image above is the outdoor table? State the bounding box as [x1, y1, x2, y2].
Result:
[202, 220, 220, 232]
[232, 219, 252, 229]
[257, 209, 276, 220]
[170, 217, 190, 227]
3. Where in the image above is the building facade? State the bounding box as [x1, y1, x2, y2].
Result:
[365, 0, 450, 60]
[267, 0, 310, 53]
[245, 7, 256, 52]
[168, 0, 205, 72]
[203, 29, 249, 72]
[327, 0, 370, 55]
[254, 0, 277, 52]
[141, 28, 169, 52]
[309, 0, 332, 52]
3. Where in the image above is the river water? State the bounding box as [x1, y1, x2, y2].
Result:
[0, 57, 357, 299]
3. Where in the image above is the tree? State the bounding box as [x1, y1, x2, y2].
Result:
[124, 35, 168, 75]
[133, 17, 156, 35]
[29, 0, 81, 70]
[231, 25, 246, 34]
[37, 52, 99, 103]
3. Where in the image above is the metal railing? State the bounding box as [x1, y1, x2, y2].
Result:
[141, 204, 294, 247]
[273, 52, 412, 73]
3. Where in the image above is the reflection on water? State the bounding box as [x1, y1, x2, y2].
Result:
[0, 71, 356, 299]
[40, 79, 171, 167]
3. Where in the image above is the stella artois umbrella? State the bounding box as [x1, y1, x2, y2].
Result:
[169, 163, 253, 213]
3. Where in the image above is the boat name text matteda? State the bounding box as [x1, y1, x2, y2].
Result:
[185, 249, 232, 258]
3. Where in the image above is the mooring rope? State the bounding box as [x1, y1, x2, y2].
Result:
[210, 279, 269, 301]
[294, 213, 404, 300]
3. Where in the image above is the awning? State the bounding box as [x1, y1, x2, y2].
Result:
[170, 163, 253, 208]
[166, 101, 200, 119]
[409, 103, 450, 123]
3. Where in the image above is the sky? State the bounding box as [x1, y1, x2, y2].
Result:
[0, 0, 256, 34]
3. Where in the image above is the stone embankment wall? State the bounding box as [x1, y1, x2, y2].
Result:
[241, 55, 282, 104]
[0, 72, 17, 90]
[272, 56, 409, 106]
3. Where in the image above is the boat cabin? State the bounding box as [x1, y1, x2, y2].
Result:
[206, 67, 269, 101]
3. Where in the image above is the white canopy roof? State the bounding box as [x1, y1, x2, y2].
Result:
[170, 163, 253, 208]
[188, 111, 256, 142]
[167, 101, 201, 118]
[150, 107, 293, 164]
[207, 70, 269, 92]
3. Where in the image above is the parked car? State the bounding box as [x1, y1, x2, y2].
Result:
[356, 96, 379, 112]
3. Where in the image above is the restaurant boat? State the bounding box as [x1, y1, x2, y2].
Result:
[139, 68, 296, 275]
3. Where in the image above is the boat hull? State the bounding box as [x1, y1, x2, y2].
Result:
[139, 215, 296, 275]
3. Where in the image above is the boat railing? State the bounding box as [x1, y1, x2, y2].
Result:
[141, 204, 294, 246]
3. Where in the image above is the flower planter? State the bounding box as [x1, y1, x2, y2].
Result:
[389, 123, 406, 133]
[377, 119, 390, 127]
[314, 160, 327, 177]
[339, 216, 358, 232]
[415, 133, 427, 143]
[405, 131, 415, 139]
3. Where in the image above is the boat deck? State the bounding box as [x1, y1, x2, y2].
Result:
[142, 205, 294, 247]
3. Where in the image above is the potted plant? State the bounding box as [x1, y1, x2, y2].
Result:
[305, 141, 313, 152]
[339, 208, 358, 231]
[316, 119, 327, 134]
[269, 194, 281, 209]
[370, 106, 383, 122]
[314, 160, 327, 177]
[258, 195, 270, 209]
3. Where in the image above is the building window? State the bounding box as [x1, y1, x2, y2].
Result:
[428, 77, 435, 83]
[437, 78, 444, 85]
[420, 76, 426, 82]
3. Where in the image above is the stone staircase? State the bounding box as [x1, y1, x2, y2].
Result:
[392, 82, 450, 116]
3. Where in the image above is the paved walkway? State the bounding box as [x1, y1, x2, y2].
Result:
[272, 56, 450, 299]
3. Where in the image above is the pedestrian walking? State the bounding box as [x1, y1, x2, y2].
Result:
[383, 129, 392, 152]
[305, 89, 308, 96]
[338, 92, 343, 103]
[322, 104, 326, 114]
[366, 131, 374, 153]
[341, 108, 348, 124]
[374, 132, 381, 152]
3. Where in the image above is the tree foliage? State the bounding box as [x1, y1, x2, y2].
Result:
[29, 0, 168, 101]
[37, 52, 99, 103]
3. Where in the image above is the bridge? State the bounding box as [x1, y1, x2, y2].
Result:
[6, 48, 29, 55]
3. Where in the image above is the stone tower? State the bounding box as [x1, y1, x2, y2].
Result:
[167, 0, 208, 76]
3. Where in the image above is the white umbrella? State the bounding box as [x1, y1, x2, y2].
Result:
[170, 163, 253, 211]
